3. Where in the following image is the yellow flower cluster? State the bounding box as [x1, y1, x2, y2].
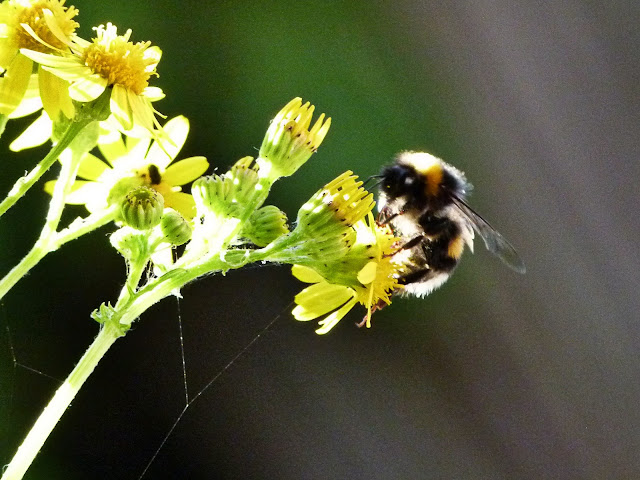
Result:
[0, 1, 403, 337]
[292, 212, 403, 334]
[44, 115, 208, 218]
[0, 0, 164, 136]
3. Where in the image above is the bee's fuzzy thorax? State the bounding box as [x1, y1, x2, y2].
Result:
[377, 150, 522, 300]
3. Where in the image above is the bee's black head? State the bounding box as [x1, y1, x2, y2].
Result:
[380, 163, 424, 203]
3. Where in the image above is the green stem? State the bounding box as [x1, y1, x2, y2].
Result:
[116, 257, 148, 308]
[0, 235, 283, 480]
[0, 207, 116, 300]
[0, 118, 91, 218]
[53, 207, 118, 248]
[0, 114, 9, 139]
[39, 144, 84, 244]
[0, 321, 123, 480]
[0, 149, 98, 301]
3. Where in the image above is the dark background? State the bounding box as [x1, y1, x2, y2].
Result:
[1, 1, 639, 479]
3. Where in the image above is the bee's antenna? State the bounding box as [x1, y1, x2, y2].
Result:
[363, 174, 384, 191]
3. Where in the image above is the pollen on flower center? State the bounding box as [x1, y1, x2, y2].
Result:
[82, 23, 158, 95]
[13, 0, 79, 53]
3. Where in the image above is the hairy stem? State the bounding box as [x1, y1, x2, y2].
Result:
[0, 119, 91, 218]
[1, 321, 123, 480]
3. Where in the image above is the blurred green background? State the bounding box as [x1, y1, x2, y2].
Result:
[1, 1, 639, 479]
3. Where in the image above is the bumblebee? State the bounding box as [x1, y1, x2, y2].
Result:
[378, 151, 525, 297]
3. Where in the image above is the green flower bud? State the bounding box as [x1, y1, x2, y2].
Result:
[107, 176, 144, 207]
[160, 208, 192, 246]
[242, 205, 289, 247]
[257, 98, 331, 181]
[226, 156, 260, 205]
[296, 171, 373, 236]
[110, 227, 149, 260]
[192, 157, 261, 218]
[120, 186, 164, 230]
[192, 174, 235, 217]
[262, 172, 373, 264]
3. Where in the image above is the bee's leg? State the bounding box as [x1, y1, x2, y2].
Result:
[377, 206, 405, 225]
[398, 235, 423, 251]
[383, 234, 423, 258]
[356, 298, 388, 328]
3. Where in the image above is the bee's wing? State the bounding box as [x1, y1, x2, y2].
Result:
[451, 195, 526, 273]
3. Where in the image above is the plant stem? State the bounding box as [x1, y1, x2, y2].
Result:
[53, 207, 118, 248]
[0, 119, 91, 218]
[0, 114, 8, 139]
[0, 149, 104, 301]
[0, 321, 123, 480]
[0, 207, 116, 300]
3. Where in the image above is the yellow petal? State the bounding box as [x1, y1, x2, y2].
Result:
[120, 135, 151, 168]
[128, 88, 154, 132]
[315, 298, 358, 335]
[291, 265, 325, 284]
[42, 8, 74, 48]
[146, 115, 189, 167]
[20, 49, 77, 68]
[142, 86, 165, 102]
[9, 111, 52, 151]
[0, 54, 32, 114]
[97, 128, 127, 167]
[59, 180, 98, 204]
[357, 261, 378, 285]
[39, 67, 74, 120]
[40, 63, 94, 83]
[163, 157, 209, 186]
[8, 73, 42, 119]
[69, 74, 108, 102]
[293, 283, 354, 320]
[163, 191, 196, 219]
[77, 153, 109, 180]
[0, 42, 16, 69]
[111, 84, 133, 130]
[143, 45, 162, 64]
[44, 180, 56, 196]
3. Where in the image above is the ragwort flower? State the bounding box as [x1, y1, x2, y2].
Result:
[292, 213, 403, 334]
[44, 115, 208, 218]
[262, 171, 374, 266]
[257, 97, 331, 181]
[0, 0, 78, 117]
[20, 22, 165, 136]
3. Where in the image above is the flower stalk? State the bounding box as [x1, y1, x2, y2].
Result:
[0, 118, 87, 217]
[1, 91, 402, 480]
[0, 320, 122, 480]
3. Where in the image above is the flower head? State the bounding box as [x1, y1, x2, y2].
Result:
[293, 171, 374, 261]
[192, 156, 262, 219]
[20, 22, 165, 136]
[44, 115, 208, 218]
[119, 186, 164, 231]
[291, 212, 403, 334]
[257, 97, 331, 181]
[241, 205, 289, 247]
[297, 170, 374, 233]
[262, 171, 374, 266]
[0, 0, 78, 116]
[160, 208, 192, 246]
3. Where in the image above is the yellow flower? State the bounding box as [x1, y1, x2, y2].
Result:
[292, 213, 403, 334]
[0, 0, 78, 117]
[20, 22, 165, 136]
[257, 97, 331, 181]
[44, 116, 208, 218]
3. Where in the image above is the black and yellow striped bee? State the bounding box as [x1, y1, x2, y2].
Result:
[378, 151, 525, 297]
